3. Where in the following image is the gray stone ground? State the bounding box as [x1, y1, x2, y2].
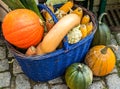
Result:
[0, 37, 120, 89]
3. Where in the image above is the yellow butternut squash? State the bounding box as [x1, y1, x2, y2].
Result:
[36, 14, 80, 55]
[26, 14, 80, 55]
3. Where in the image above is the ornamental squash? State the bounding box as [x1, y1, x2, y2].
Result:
[80, 24, 87, 39]
[2, 9, 44, 48]
[65, 63, 93, 89]
[55, 1, 74, 19]
[85, 45, 116, 76]
[91, 13, 111, 47]
[67, 25, 82, 44]
[81, 15, 90, 24]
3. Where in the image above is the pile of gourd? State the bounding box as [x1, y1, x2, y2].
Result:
[42, 1, 93, 44]
[1, 0, 117, 89]
[65, 12, 117, 89]
[2, 1, 94, 56]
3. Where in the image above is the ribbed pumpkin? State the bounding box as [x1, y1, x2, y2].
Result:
[2, 9, 44, 48]
[65, 63, 93, 89]
[85, 45, 116, 76]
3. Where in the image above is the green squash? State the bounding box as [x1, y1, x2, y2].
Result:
[65, 63, 93, 89]
[91, 13, 111, 47]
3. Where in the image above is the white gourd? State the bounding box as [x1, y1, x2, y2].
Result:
[67, 25, 82, 44]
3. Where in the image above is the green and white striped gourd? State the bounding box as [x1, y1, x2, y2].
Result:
[65, 63, 93, 89]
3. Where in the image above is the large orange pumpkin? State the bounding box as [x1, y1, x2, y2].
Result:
[85, 45, 116, 76]
[2, 9, 44, 48]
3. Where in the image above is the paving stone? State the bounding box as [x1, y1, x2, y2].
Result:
[88, 81, 105, 89]
[0, 46, 6, 59]
[93, 76, 101, 81]
[0, 59, 9, 72]
[7, 49, 13, 58]
[110, 66, 118, 73]
[15, 74, 31, 89]
[3, 88, 10, 89]
[13, 59, 23, 75]
[51, 84, 68, 89]
[10, 76, 16, 89]
[33, 83, 49, 89]
[106, 74, 120, 89]
[48, 77, 64, 84]
[0, 72, 11, 88]
[0, 38, 5, 45]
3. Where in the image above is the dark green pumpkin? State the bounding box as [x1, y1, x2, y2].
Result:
[91, 13, 111, 47]
[65, 63, 93, 89]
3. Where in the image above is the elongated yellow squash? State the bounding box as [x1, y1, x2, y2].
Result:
[26, 14, 80, 55]
[36, 14, 80, 55]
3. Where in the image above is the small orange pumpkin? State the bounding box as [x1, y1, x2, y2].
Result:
[2, 9, 44, 48]
[85, 45, 116, 76]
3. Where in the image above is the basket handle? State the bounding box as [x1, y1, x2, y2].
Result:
[38, 4, 70, 50]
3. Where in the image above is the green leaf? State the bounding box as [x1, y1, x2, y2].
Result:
[2, 0, 25, 10]
[20, 0, 44, 21]
[2, 0, 44, 21]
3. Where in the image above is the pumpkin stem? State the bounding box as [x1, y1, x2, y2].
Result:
[98, 13, 107, 24]
[77, 64, 82, 71]
[101, 46, 108, 54]
[101, 45, 119, 54]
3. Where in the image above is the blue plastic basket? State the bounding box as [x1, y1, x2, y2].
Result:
[6, 4, 97, 82]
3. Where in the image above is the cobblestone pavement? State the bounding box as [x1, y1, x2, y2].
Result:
[0, 37, 120, 89]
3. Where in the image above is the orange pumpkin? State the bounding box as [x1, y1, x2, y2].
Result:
[2, 9, 44, 48]
[85, 45, 116, 76]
